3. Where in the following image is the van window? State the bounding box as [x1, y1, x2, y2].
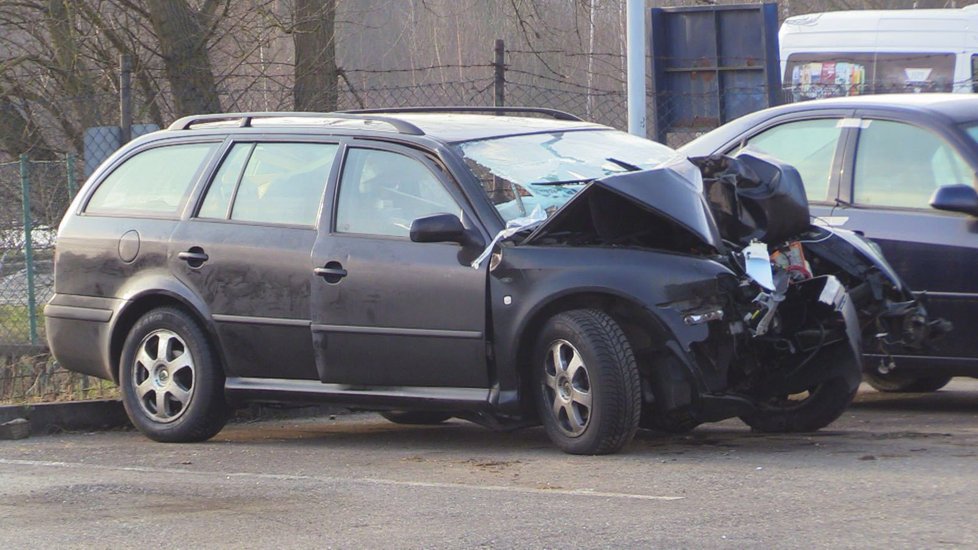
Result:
[874, 53, 955, 94]
[202, 142, 338, 226]
[853, 120, 972, 208]
[86, 143, 218, 216]
[784, 53, 873, 102]
[784, 52, 955, 102]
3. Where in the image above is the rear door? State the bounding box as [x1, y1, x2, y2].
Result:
[310, 143, 490, 389]
[834, 115, 978, 364]
[170, 139, 340, 380]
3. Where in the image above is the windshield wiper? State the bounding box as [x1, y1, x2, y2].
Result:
[527, 178, 592, 187]
[606, 157, 642, 172]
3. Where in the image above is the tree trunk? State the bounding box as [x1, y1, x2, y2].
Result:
[0, 96, 58, 161]
[146, 0, 222, 116]
[293, 0, 338, 112]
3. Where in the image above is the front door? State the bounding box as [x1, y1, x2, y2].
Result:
[310, 145, 489, 388]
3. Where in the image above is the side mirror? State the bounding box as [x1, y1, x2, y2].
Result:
[930, 184, 978, 217]
[410, 213, 483, 247]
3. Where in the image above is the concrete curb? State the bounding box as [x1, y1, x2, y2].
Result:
[0, 399, 130, 435]
[0, 400, 351, 438]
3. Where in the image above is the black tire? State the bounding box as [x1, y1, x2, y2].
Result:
[119, 307, 228, 442]
[864, 371, 952, 393]
[739, 376, 857, 433]
[380, 411, 453, 425]
[533, 309, 641, 455]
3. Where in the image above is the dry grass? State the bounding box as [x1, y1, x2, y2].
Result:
[0, 353, 118, 404]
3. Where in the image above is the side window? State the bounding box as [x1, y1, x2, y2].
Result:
[742, 118, 843, 202]
[853, 120, 973, 209]
[198, 143, 253, 219]
[199, 142, 338, 226]
[86, 142, 218, 215]
[335, 149, 462, 238]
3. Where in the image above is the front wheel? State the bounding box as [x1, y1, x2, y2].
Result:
[534, 309, 641, 455]
[740, 376, 857, 433]
[864, 371, 952, 393]
[119, 307, 228, 442]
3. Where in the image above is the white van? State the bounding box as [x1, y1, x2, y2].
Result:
[779, 6, 978, 102]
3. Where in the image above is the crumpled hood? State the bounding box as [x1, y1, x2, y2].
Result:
[524, 156, 723, 252]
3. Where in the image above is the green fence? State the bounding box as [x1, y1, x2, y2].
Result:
[0, 155, 117, 404]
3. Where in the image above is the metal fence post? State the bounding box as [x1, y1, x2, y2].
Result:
[19, 154, 38, 346]
[494, 39, 505, 108]
[120, 54, 133, 144]
[66, 153, 78, 198]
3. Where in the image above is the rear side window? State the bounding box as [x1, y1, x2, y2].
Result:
[86, 143, 218, 215]
[199, 142, 338, 226]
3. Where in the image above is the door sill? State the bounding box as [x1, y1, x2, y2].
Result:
[224, 377, 490, 409]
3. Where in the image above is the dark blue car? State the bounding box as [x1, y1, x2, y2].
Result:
[680, 94, 978, 392]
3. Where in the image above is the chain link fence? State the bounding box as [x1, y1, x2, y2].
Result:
[0, 156, 120, 404]
[5, 42, 970, 404]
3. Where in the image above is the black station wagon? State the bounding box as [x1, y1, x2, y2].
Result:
[46, 108, 939, 454]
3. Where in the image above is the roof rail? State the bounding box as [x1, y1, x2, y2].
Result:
[167, 112, 425, 135]
[338, 106, 584, 122]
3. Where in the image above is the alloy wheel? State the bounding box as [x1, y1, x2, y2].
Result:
[543, 339, 593, 437]
[131, 329, 195, 423]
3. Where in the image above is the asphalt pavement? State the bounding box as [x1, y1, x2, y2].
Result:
[2, 380, 977, 548]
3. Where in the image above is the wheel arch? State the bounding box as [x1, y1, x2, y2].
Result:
[109, 288, 222, 384]
[512, 289, 678, 416]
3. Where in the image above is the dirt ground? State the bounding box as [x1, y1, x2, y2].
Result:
[2, 380, 977, 548]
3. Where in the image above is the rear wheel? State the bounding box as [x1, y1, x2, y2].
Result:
[534, 309, 641, 455]
[740, 376, 856, 433]
[380, 411, 452, 425]
[119, 307, 228, 442]
[864, 371, 952, 393]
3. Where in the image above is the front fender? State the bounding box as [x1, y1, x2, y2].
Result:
[488, 245, 739, 413]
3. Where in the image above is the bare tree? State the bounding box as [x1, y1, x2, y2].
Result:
[144, 0, 224, 115]
[292, 0, 338, 111]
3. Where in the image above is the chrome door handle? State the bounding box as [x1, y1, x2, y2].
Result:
[313, 267, 348, 277]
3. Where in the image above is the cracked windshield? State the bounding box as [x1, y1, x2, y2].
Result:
[457, 129, 674, 221]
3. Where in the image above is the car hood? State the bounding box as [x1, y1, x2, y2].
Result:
[523, 156, 723, 252]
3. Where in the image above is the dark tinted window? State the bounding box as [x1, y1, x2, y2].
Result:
[201, 142, 337, 226]
[86, 143, 218, 215]
[335, 149, 460, 237]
